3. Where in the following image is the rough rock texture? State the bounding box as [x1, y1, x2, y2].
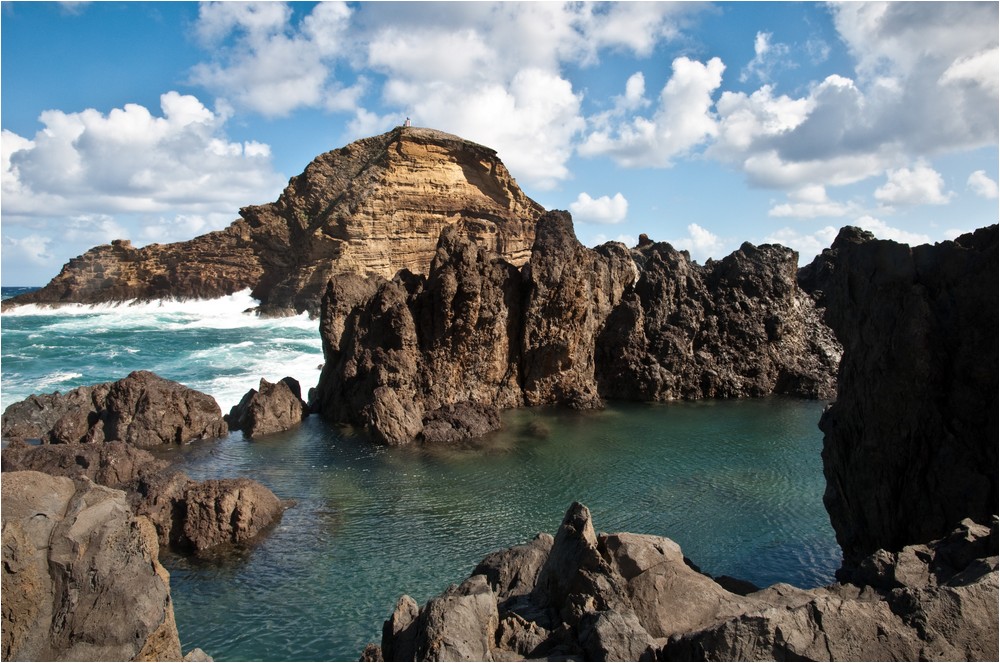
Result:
[3, 127, 543, 316]
[596, 240, 840, 400]
[1, 471, 182, 661]
[801, 225, 999, 572]
[227, 376, 308, 438]
[315, 212, 839, 445]
[1, 370, 228, 447]
[1, 441, 287, 555]
[371, 503, 998, 662]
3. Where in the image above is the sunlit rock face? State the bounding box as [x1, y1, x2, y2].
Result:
[3, 126, 542, 317]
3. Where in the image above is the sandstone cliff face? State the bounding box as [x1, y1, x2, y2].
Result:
[3, 127, 542, 316]
[366, 503, 998, 662]
[1, 471, 183, 662]
[802, 225, 999, 573]
[315, 212, 839, 445]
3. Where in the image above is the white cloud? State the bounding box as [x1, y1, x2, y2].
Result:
[769, 185, 855, 218]
[570, 192, 628, 225]
[2, 234, 53, 266]
[764, 226, 839, 264]
[967, 170, 999, 199]
[740, 31, 791, 83]
[579, 56, 726, 168]
[670, 222, 727, 263]
[874, 161, 953, 206]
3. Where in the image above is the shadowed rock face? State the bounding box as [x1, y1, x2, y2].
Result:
[3, 127, 542, 317]
[1, 471, 182, 662]
[227, 376, 309, 438]
[316, 211, 839, 445]
[801, 225, 999, 573]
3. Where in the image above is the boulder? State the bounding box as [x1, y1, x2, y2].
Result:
[227, 376, 308, 438]
[181, 477, 287, 553]
[371, 503, 998, 662]
[1, 471, 182, 661]
[1, 438, 168, 487]
[0, 370, 228, 447]
[802, 225, 998, 571]
[420, 401, 503, 443]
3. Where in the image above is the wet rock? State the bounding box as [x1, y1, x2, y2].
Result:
[420, 401, 502, 443]
[227, 376, 308, 438]
[1, 471, 182, 661]
[1, 370, 228, 447]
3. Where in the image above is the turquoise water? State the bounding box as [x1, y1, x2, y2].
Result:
[1, 288, 840, 661]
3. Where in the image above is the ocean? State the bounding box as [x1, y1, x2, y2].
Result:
[1, 287, 841, 661]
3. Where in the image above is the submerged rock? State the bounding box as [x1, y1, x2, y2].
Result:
[804, 225, 999, 572]
[372, 503, 998, 662]
[1, 471, 182, 661]
[0, 370, 228, 447]
[227, 376, 309, 438]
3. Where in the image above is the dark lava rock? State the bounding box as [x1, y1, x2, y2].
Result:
[1, 370, 228, 447]
[804, 225, 998, 572]
[227, 376, 308, 438]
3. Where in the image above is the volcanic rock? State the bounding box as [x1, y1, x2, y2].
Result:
[315, 212, 839, 445]
[372, 503, 998, 662]
[1, 439, 169, 487]
[1, 370, 228, 447]
[227, 376, 309, 438]
[3, 127, 543, 316]
[1, 471, 182, 661]
[802, 225, 999, 572]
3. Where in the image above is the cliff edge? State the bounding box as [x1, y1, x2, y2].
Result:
[3, 127, 542, 316]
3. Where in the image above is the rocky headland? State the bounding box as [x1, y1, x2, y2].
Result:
[1, 127, 542, 317]
[313, 210, 840, 445]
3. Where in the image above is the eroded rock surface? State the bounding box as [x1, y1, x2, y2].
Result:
[316, 212, 839, 445]
[3, 127, 542, 316]
[1, 471, 182, 662]
[227, 376, 309, 438]
[369, 503, 998, 662]
[803, 225, 999, 572]
[1, 370, 228, 447]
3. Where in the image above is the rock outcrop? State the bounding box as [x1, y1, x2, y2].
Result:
[227, 376, 309, 438]
[315, 211, 839, 445]
[368, 503, 998, 662]
[1, 440, 287, 555]
[802, 225, 999, 573]
[2, 127, 543, 316]
[1, 370, 228, 447]
[1, 471, 183, 661]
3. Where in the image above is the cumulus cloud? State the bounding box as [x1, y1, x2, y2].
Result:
[579, 56, 726, 167]
[853, 215, 933, 246]
[764, 226, 839, 264]
[874, 161, 953, 206]
[670, 222, 727, 263]
[967, 170, 999, 199]
[569, 192, 628, 225]
[2, 92, 285, 220]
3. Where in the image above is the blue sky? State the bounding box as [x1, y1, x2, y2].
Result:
[2, 1, 997, 286]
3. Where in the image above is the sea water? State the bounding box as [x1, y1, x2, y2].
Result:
[1, 288, 841, 661]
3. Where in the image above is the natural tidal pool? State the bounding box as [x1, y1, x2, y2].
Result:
[163, 399, 840, 662]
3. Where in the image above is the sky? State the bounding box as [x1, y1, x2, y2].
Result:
[1, 1, 998, 287]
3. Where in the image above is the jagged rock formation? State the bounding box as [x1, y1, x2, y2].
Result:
[0, 370, 228, 447]
[2, 127, 542, 316]
[801, 225, 999, 574]
[367, 503, 998, 662]
[1, 471, 183, 661]
[1, 440, 288, 555]
[315, 211, 839, 445]
[227, 376, 309, 438]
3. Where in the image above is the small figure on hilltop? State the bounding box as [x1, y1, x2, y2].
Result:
[404, 117, 411, 127]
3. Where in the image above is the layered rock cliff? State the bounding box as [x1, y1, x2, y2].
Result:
[802, 224, 999, 573]
[314, 211, 839, 445]
[3, 127, 542, 316]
